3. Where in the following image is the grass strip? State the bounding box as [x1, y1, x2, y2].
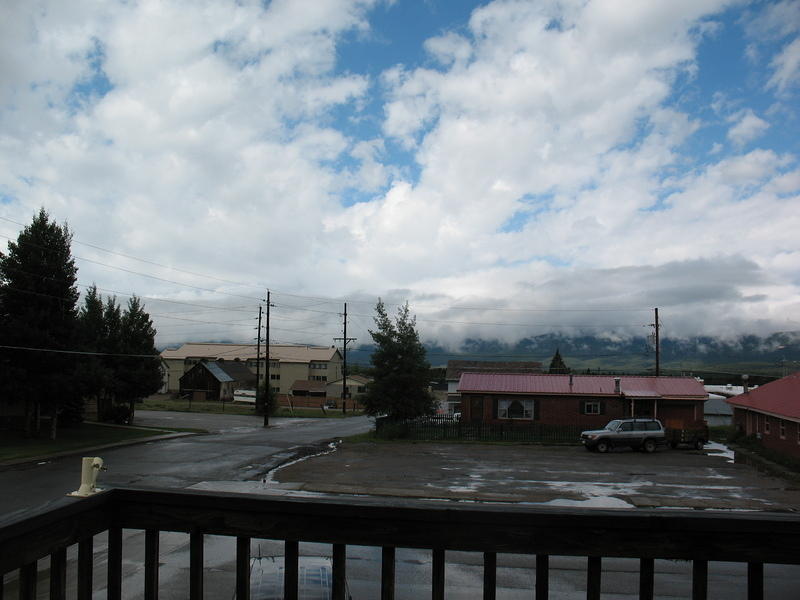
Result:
[0, 422, 188, 462]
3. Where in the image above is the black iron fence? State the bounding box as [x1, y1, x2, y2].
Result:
[1, 487, 799, 599]
[376, 416, 583, 443]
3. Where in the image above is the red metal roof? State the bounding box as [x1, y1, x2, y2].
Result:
[726, 372, 800, 420]
[457, 373, 706, 399]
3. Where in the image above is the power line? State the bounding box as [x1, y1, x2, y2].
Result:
[0, 344, 160, 358]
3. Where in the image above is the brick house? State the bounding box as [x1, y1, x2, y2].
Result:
[457, 373, 707, 429]
[727, 372, 800, 461]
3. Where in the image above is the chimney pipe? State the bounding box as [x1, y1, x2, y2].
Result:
[569, 374, 573, 387]
[614, 377, 621, 394]
[742, 374, 749, 394]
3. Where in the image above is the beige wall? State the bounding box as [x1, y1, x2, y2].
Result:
[162, 352, 343, 395]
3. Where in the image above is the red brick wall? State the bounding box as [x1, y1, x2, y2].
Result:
[461, 393, 705, 429]
[733, 408, 800, 460]
[461, 393, 626, 427]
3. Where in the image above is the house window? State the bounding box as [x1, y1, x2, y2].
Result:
[584, 401, 600, 415]
[765, 417, 770, 434]
[498, 398, 533, 419]
[310, 362, 328, 370]
[780, 420, 786, 439]
[269, 361, 279, 368]
[270, 374, 280, 380]
[271, 386, 280, 394]
[357, 386, 366, 393]
[310, 375, 327, 381]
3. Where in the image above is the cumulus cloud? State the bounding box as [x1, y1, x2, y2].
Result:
[1, 0, 799, 348]
[768, 37, 800, 94]
[726, 109, 770, 146]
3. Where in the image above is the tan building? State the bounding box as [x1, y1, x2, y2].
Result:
[160, 343, 343, 396]
[325, 375, 370, 401]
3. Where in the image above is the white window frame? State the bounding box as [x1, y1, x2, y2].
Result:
[779, 420, 786, 439]
[584, 401, 600, 415]
[497, 398, 534, 420]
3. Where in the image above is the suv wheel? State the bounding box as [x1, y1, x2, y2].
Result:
[643, 439, 656, 453]
[694, 439, 705, 451]
[596, 440, 610, 453]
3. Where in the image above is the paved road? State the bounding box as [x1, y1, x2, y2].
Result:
[0, 411, 373, 523]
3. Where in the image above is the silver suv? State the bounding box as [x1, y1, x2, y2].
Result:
[581, 419, 665, 453]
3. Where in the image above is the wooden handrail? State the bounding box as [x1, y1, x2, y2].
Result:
[2, 487, 800, 599]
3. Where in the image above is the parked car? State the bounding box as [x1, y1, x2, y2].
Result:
[581, 418, 666, 453]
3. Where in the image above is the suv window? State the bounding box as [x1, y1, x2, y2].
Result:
[633, 422, 648, 431]
[619, 422, 633, 431]
[646, 421, 661, 431]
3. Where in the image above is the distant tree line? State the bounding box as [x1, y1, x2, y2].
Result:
[0, 209, 161, 438]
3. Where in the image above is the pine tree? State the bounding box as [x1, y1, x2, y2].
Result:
[548, 348, 570, 374]
[116, 296, 161, 422]
[0, 209, 80, 437]
[363, 300, 435, 419]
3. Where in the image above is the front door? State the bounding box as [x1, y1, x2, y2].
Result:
[470, 396, 483, 423]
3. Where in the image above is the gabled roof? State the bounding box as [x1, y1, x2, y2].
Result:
[726, 373, 800, 421]
[327, 375, 371, 386]
[457, 373, 706, 399]
[446, 360, 543, 380]
[189, 360, 256, 384]
[161, 342, 340, 363]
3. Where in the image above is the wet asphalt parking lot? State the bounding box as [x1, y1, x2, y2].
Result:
[267, 441, 800, 511]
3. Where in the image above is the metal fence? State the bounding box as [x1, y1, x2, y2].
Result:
[376, 416, 583, 443]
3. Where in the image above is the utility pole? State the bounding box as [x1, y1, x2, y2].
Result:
[255, 305, 263, 414]
[264, 290, 274, 428]
[651, 307, 660, 377]
[334, 302, 356, 414]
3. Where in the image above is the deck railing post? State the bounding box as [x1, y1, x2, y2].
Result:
[19, 561, 37, 600]
[535, 554, 549, 600]
[190, 531, 204, 600]
[108, 527, 122, 600]
[77, 537, 93, 600]
[236, 537, 251, 600]
[284, 540, 299, 600]
[432, 548, 445, 600]
[332, 543, 347, 600]
[587, 556, 601, 600]
[483, 552, 496, 600]
[692, 560, 708, 600]
[381, 546, 396, 600]
[639, 557, 654, 600]
[747, 562, 764, 600]
[50, 547, 67, 600]
[144, 529, 159, 600]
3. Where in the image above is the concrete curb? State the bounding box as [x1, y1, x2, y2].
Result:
[0, 431, 201, 469]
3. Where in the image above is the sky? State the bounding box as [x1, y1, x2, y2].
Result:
[1, 0, 799, 351]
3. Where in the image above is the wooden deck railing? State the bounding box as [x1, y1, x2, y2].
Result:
[1, 487, 799, 599]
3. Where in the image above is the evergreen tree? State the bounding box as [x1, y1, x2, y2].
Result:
[0, 209, 80, 437]
[548, 348, 570, 374]
[363, 300, 435, 419]
[116, 296, 161, 422]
